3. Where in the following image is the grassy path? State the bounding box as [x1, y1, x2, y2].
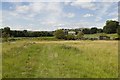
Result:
[2, 40, 118, 78]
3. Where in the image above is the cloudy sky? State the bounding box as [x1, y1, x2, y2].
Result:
[1, 1, 119, 31]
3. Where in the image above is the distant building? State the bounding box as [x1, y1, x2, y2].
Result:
[68, 31, 76, 35]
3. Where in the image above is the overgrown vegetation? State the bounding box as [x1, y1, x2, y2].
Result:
[2, 40, 118, 78]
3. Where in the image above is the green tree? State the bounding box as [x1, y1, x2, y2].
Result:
[103, 20, 119, 34]
[23, 30, 28, 37]
[0, 28, 3, 37]
[97, 29, 103, 33]
[117, 26, 120, 38]
[66, 34, 75, 40]
[2, 27, 11, 42]
[2, 32, 10, 42]
[76, 31, 84, 39]
[3, 27, 10, 34]
[54, 29, 65, 39]
[90, 27, 98, 34]
[82, 28, 90, 34]
[117, 26, 120, 35]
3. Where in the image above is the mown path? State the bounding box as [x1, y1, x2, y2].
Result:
[2, 40, 118, 78]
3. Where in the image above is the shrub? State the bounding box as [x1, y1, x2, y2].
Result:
[54, 29, 65, 39]
[76, 31, 84, 39]
[66, 34, 75, 40]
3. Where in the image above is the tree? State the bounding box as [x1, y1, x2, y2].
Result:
[117, 26, 120, 38]
[103, 20, 119, 34]
[66, 34, 75, 40]
[97, 29, 103, 33]
[90, 27, 98, 34]
[0, 28, 3, 37]
[76, 31, 84, 39]
[82, 28, 90, 34]
[54, 29, 65, 39]
[3, 27, 10, 34]
[2, 27, 11, 42]
[117, 26, 120, 35]
[23, 30, 28, 37]
[2, 32, 10, 42]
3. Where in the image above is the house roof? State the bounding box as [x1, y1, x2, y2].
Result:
[68, 31, 76, 33]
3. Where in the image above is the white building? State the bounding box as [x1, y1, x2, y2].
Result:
[68, 31, 76, 35]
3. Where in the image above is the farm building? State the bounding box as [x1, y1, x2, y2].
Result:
[68, 31, 76, 35]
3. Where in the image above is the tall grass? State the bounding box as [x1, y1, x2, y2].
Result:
[2, 40, 118, 78]
[84, 33, 118, 39]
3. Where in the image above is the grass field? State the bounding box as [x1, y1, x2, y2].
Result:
[84, 33, 118, 39]
[2, 39, 118, 78]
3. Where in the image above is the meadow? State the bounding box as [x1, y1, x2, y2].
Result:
[84, 33, 118, 39]
[2, 39, 118, 78]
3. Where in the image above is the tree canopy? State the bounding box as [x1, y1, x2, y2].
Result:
[90, 27, 98, 34]
[54, 29, 65, 39]
[103, 20, 119, 34]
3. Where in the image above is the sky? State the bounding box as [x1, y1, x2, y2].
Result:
[1, 0, 119, 31]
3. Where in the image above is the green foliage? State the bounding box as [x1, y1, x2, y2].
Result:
[99, 33, 107, 36]
[66, 34, 75, 40]
[82, 28, 102, 34]
[54, 29, 65, 39]
[117, 26, 120, 35]
[97, 29, 103, 33]
[10, 30, 54, 37]
[2, 27, 11, 42]
[23, 30, 28, 37]
[76, 31, 84, 39]
[3, 27, 10, 34]
[117, 26, 120, 38]
[90, 27, 98, 34]
[82, 28, 90, 34]
[103, 20, 119, 34]
[2, 40, 118, 78]
[84, 33, 118, 39]
[2, 32, 10, 42]
[0, 28, 3, 37]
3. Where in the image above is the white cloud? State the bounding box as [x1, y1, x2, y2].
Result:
[107, 17, 118, 21]
[2, 2, 118, 31]
[83, 14, 93, 17]
[72, 0, 94, 2]
[16, 5, 30, 13]
[70, 0, 96, 10]
[65, 13, 75, 18]
[29, 2, 46, 12]
[10, 2, 64, 25]
[95, 17, 102, 22]
[99, 0, 120, 2]
[0, 11, 2, 25]
[95, 3, 114, 21]
[108, 11, 118, 17]
[1, 0, 120, 2]
[9, 12, 19, 16]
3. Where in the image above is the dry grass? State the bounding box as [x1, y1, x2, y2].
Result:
[2, 40, 118, 78]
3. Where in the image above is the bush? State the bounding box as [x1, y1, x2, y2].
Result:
[54, 29, 65, 39]
[76, 31, 84, 39]
[66, 34, 75, 40]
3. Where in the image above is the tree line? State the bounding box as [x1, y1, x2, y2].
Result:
[54, 20, 120, 40]
[0, 28, 54, 41]
[0, 20, 120, 41]
[0, 28, 54, 37]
